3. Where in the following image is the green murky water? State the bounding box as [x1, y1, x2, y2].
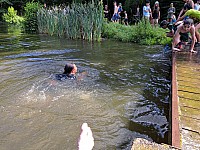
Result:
[0, 24, 171, 150]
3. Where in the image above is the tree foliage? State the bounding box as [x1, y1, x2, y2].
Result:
[24, 1, 41, 32]
[3, 6, 24, 25]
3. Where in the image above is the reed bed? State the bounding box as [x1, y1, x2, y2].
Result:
[37, 1, 103, 41]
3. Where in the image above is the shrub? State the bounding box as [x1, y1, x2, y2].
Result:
[24, 1, 41, 32]
[102, 22, 135, 42]
[3, 6, 24, 25]
[102, 20, 172, 45]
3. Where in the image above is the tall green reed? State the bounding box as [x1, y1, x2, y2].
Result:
[37, 1, 104, 41]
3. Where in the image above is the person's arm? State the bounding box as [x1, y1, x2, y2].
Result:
[175, 13, 186, 24]
[175, 20, 183, 26]
[172, 26, 181, 51]
[167, 8, 170, 13]
[189, 26, 196, 52]
[143, 6, 148, 12]
[149, 8, 152, 18]
[190, 0, 194, 9]
[177, 8, 184, 20]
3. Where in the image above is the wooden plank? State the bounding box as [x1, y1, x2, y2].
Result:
[177, 81, 200, 90]
[171, 53, 181, 149]
[179, 97, 200, 112]
[175, 50, 200, 149]
[180, 106, 200, 120]
[177, 76, 200, 84]
[178, 85, 200, 95]
[178, 91, 200, 101]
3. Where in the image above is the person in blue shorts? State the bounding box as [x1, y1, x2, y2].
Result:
[118, 3, 123, 20]
[111, 1, 119, 22]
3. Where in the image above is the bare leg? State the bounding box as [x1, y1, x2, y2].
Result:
[195, 23, 200, 43]
[172, 34, 181, 52]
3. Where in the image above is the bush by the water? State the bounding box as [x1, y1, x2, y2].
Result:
[24, 1, 41, 32]
[3, 6, 24, 25]
[102, 19, 172, 45]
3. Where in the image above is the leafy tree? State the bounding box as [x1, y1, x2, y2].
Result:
[3, 6, 24, 24]
[24, 1, 41, 32]
[0, 0, 12, 6]
[0, 0, 12, 19]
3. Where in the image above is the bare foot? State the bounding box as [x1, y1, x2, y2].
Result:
[190, 49, 197, 53]
[172, 47, 181, 52]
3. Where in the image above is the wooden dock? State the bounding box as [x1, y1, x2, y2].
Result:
[172, 50, 200, 150]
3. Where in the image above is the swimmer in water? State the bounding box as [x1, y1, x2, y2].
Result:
[56, 63, 77, 80]
[63, 63, 77, 78]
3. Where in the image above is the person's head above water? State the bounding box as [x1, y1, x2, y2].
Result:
[63, 63, 77, 75]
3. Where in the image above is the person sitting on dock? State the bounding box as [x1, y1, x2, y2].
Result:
[55, 63, 77, 80]
[172, 19, 196, 53]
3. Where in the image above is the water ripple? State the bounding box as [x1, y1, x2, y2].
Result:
[4, 49, 79, 59]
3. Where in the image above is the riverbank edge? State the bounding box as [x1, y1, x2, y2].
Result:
[131, 138, 179, 150]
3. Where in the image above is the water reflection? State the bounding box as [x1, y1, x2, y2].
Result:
[0, 27, 171, 149]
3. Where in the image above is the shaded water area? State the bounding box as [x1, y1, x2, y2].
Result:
[0, 24, 171, 150]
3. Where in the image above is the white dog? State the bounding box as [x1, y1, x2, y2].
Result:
[78, 123, 94, 150]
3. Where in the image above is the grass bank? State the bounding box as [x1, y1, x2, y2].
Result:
[102, 20, 172, 45]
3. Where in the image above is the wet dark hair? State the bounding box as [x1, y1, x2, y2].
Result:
[160, 20, 169, 28]
[183, 3, 192, 10]
[183, 19, 193, 25]
[63, 63, 74, 74]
